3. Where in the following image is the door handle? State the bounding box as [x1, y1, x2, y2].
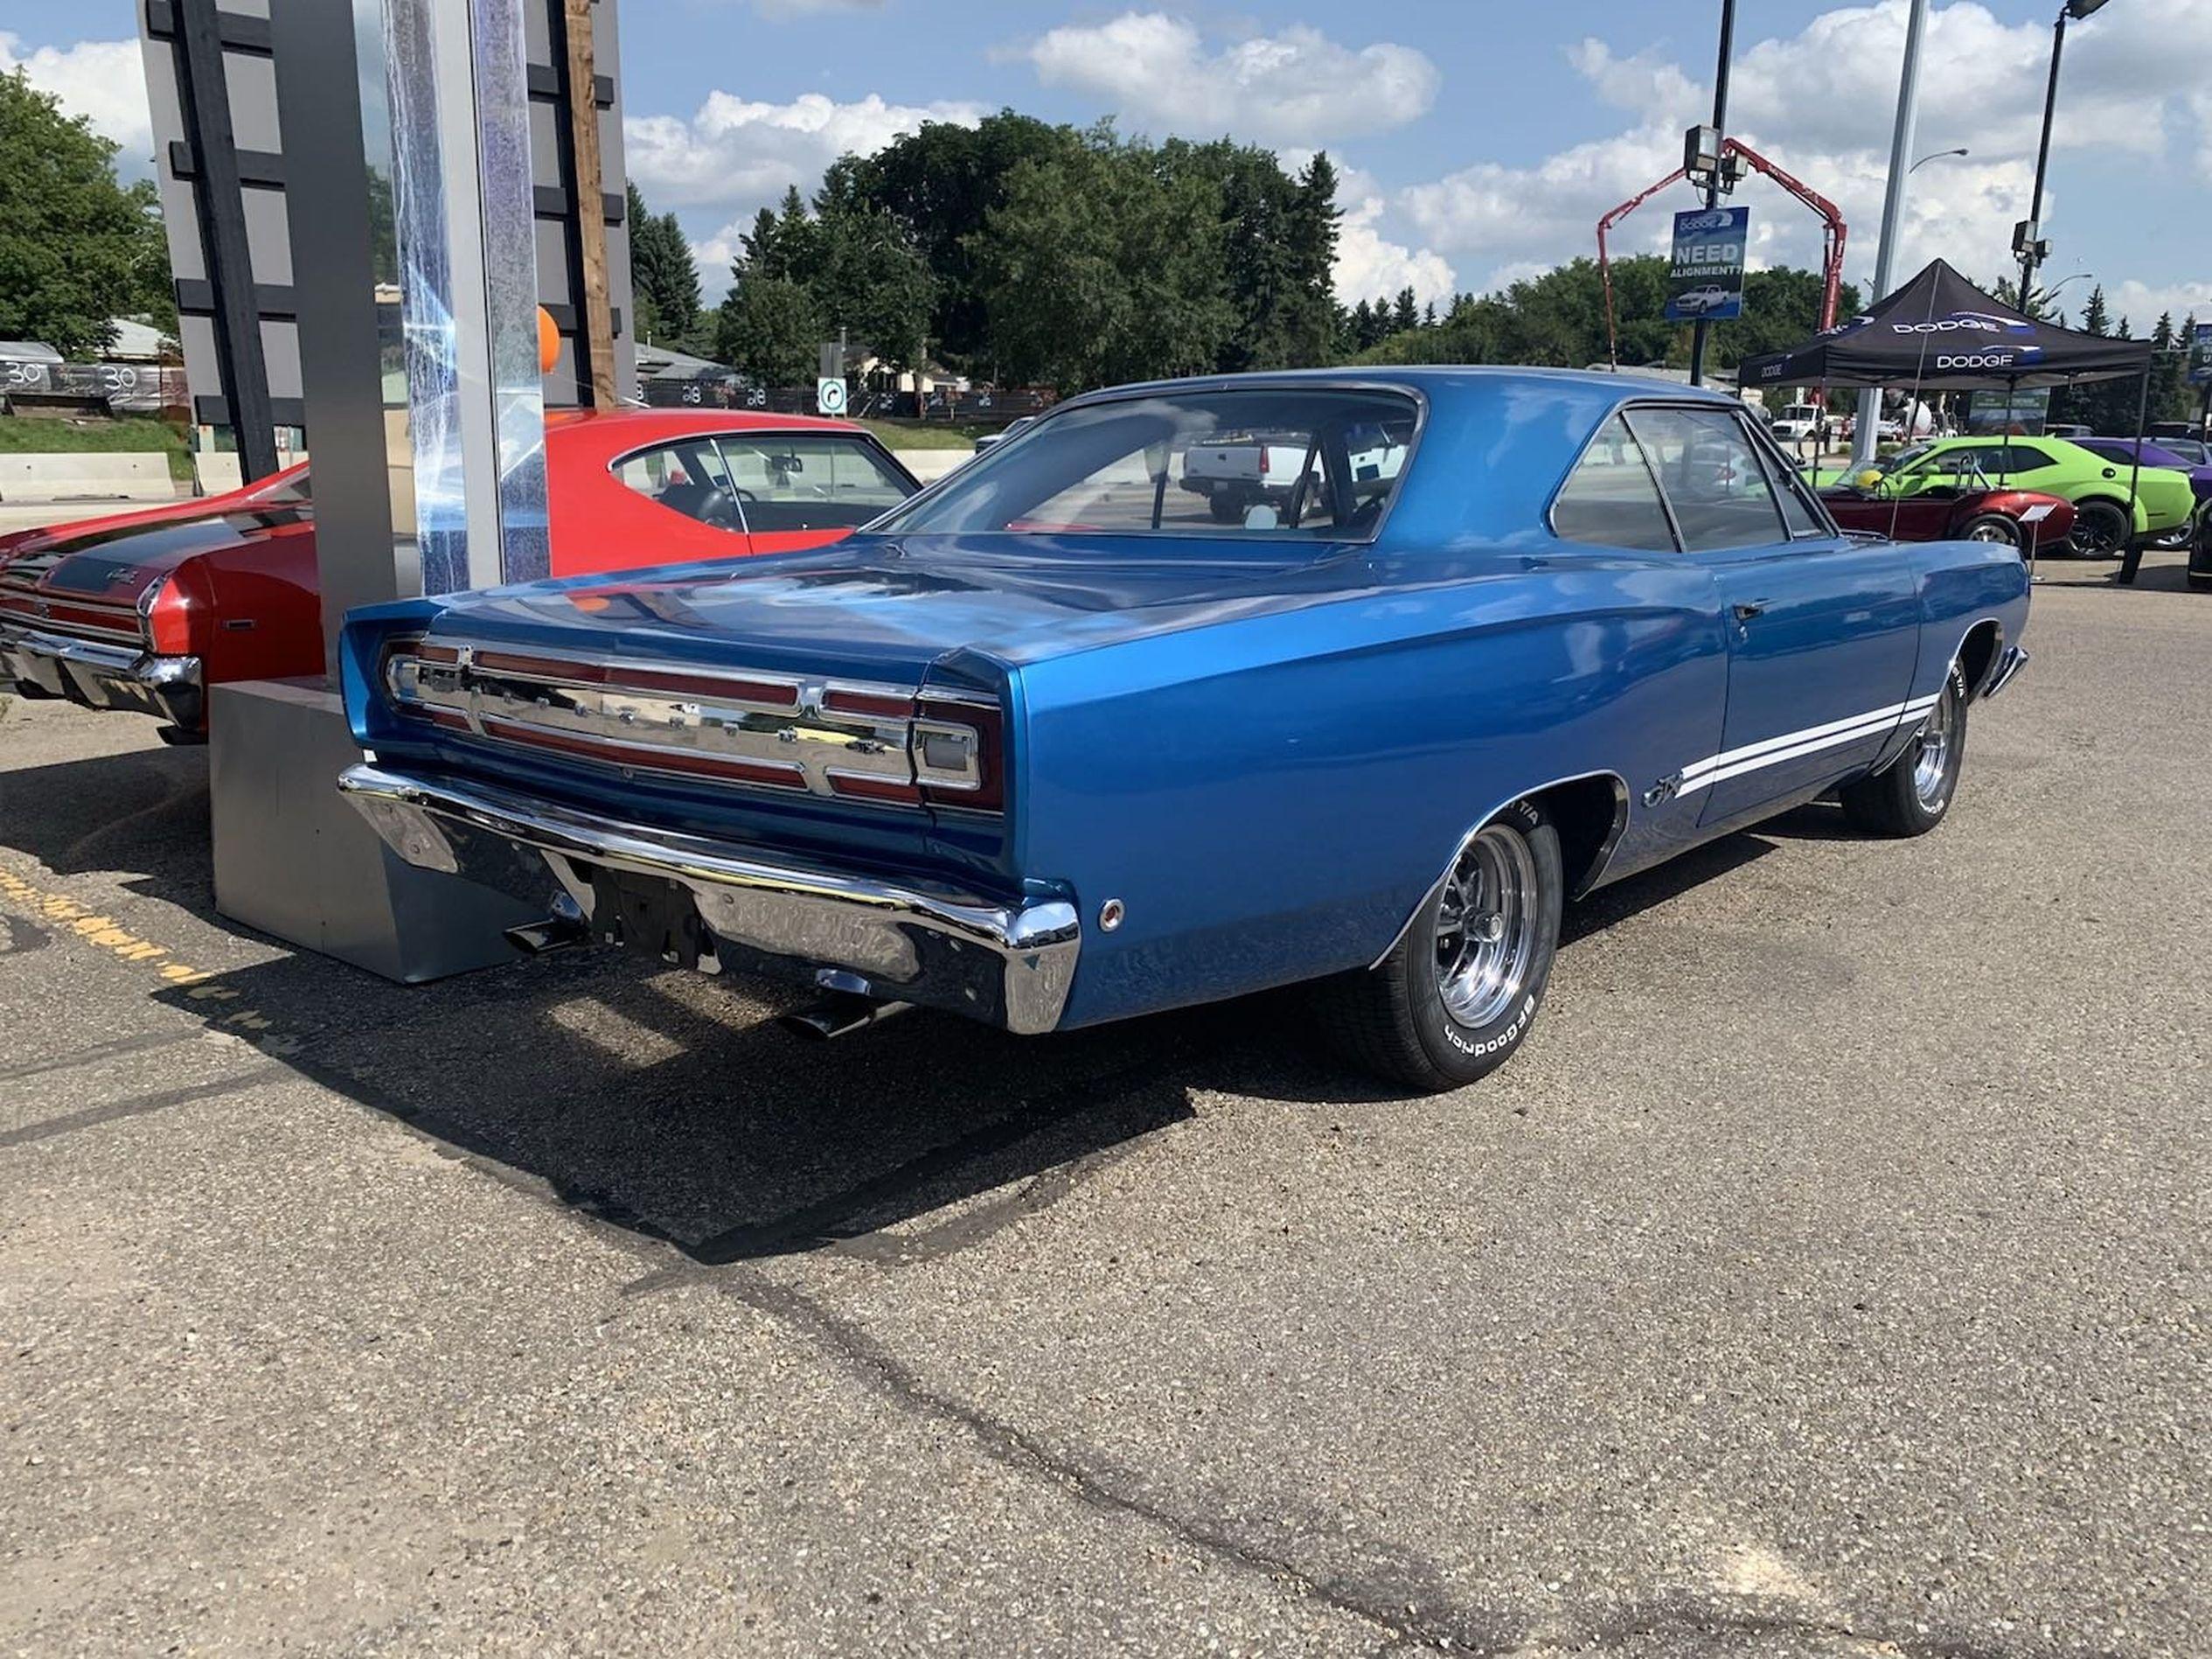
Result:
[1731, 601, 1768, 622]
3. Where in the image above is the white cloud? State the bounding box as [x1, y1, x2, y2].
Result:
[630, 90, 979, 298]
[1388, 0, 2212, 304]
[1022, 14, 1438, 146]
[1333, 182, 1455, 310]
[0, 33, 153, 167]
[626, 90, 980, 217]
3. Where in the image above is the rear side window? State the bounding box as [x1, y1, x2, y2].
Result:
[1551, 415, 1677, 551]
[714, 435, 914, 532]
[1624, 407, 1788, 551]
[611, 438, 744, 533]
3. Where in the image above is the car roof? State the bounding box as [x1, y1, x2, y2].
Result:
[1049, 364, 1747, 412]
[543, 406, 874, 467]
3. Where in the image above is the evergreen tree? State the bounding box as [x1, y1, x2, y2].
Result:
[2081, 285, 2111, 336]
[1391, 287, 1419, 334]
[626, 181, 701, 345]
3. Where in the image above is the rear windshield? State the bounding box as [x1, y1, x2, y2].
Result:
[873, 387, 1420, 542]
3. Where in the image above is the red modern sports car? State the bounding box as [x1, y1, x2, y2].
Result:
[0, 409, 919, 737]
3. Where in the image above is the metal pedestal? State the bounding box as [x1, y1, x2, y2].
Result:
[209, 678, 540, 981]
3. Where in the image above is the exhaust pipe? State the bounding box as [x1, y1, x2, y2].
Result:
[780, 991, 913, 1041]
[504, 914, 591, 955]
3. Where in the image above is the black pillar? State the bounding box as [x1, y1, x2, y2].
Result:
[171, 0, 278, 484]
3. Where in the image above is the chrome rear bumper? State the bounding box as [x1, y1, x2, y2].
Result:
[0, 622, 203, 728]
[337, 761, 1080, 1035]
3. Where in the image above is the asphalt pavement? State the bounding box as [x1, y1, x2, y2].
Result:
[0, 555, 2204, 1656]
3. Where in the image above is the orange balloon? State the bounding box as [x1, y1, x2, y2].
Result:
[536, 306, 560, 373]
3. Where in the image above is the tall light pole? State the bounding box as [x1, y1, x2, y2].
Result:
[2016, 0, 2113, 313]
[1910, 147, 1968, 173]
[1851, 0, 1930, 471]
[1686, 0, 1736, 388]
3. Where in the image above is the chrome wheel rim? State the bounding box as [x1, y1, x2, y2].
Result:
[1434, 825, 1541, 1028]
[1911, 678, 1958, 811]
[1965, 520, 2013, 543]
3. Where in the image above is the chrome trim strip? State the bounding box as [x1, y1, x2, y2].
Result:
[385, 640, 990, 801]
[1982, 644, 2028, 701]
[337, 762, 1078, 1035]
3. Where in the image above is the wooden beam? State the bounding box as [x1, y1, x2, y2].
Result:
[561, 0, 616, 408]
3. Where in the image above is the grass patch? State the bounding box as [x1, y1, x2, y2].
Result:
[861, 418, 998, 451]
[0, 415, 194, 480]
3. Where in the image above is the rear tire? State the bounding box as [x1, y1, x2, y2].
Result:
[1839, 662, 1968, 838]
[1959, 513, 2018, 547]
[2072, 499, 2129, 560]
[1314, 800, 1562, 1091]
[1207, 495, 1242, 524]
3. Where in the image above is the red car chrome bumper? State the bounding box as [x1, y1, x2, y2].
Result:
[1, 621, 204, 730]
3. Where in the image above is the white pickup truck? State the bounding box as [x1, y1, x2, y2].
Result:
[1179, 429, 1407, 524]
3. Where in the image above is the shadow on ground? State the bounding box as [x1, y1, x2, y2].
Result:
[7, 740, 1796, 1265]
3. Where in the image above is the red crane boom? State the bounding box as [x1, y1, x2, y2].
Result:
[1596, 136, 1848, 372]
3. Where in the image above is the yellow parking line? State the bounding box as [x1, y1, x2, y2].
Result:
[0, 863, 279, 1036]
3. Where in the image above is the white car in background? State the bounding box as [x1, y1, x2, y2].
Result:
[1673, 284, 1735, 316]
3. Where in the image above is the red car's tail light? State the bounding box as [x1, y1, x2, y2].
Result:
[142, 576, 194, 655]
[913, 695, 1005, 813]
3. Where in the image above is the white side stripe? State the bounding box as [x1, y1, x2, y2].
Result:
[1674, 690, 1941, 798]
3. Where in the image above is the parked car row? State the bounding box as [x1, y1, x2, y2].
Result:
[0, 410, 919, 738]
[1807, 433, 2198, 557]
[0, 369, 2042, 1090]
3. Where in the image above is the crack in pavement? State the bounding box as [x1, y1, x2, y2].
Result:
[0, 1063, 285, 1149]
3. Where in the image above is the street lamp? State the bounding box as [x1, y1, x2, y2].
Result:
[1909, 147, 1969, 173]
[2039, 269, 2095, 318]
[2015, 0, 2114, 310]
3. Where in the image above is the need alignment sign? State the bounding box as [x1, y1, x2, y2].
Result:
[1664, 206, 1749, 324]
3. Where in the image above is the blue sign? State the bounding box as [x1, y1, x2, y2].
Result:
[1665, 206, 1749, 324]
[2188, 321, 2212, 387]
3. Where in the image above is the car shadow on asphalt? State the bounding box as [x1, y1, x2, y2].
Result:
[9, 741, 1800, 1265]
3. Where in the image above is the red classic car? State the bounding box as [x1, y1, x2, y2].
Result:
[1815, 477, 2076, 552]
[0, 409, 919, 737]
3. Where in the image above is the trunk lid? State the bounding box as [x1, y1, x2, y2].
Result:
[423, 530, 1357, 684]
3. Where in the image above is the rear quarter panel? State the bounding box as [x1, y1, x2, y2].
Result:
[1013, 552, 1729, 1029]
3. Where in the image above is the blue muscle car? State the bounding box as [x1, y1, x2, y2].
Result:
[336, 369, 2029, 1091]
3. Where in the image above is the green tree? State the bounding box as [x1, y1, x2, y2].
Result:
[827, 111, 1080, 372]
[627, 181, 701, 344]
[0, 69, 175, 356]
[975, 129, 1233, 393]
[1390, 287, 1419, 333]
[803, 201, 934, 374]
[715, 273, 817, 386]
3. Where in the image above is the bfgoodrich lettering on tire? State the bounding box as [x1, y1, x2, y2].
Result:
[1315, 798, 1564, 1092]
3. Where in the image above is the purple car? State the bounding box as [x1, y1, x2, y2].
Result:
[2074, 437, 2212, 506]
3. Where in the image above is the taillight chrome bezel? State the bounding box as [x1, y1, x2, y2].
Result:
[372, 638, 1008, 814]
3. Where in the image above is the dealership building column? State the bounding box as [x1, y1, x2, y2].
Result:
[205, 0, 568, 979]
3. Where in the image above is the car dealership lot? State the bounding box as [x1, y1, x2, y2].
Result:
[1, 565, 2204, 1656]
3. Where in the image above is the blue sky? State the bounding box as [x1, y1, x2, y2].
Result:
[8, 0, 2209, 327]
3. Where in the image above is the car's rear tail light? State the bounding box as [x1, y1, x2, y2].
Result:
[913, 694, 1004, 813]
[142, 576, 192, 655]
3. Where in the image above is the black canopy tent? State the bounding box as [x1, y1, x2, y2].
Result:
[1738, 259, 2160, 577]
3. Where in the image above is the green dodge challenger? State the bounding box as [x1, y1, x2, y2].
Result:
[1815, 436, 2195, 556]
